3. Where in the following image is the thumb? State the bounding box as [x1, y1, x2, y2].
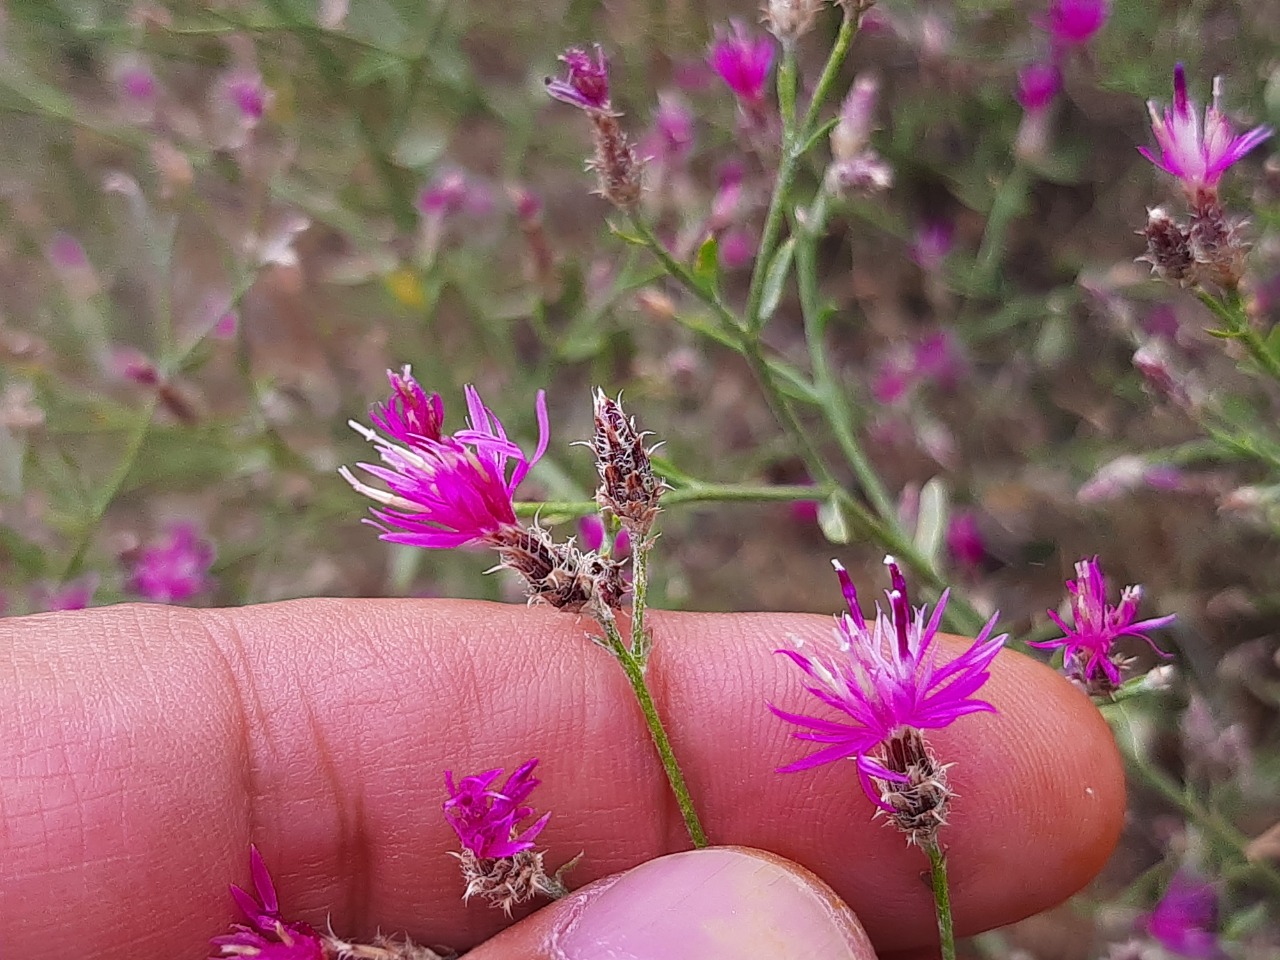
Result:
[464, 846, 877, 960]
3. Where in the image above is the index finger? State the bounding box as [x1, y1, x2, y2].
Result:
[0, 599, 1123, 958]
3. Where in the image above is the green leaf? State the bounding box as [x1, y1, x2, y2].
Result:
[818, 494, 851, 544]
[608, 222, 647, 246]
[913, 477, 950, 567]
[692, 234, 721, 296]
[758, 237, 795, 323]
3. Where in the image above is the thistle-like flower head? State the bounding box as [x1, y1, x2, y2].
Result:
[546, 46, 613, 114]
[770, 558, 1006, 810]
[708, 21, 775, 106]
[1030, 556, 1175, 689]
[443, 759, 550, 860]
[341, 371, 549, 549]
[210, 846, 325, 960]
[1139, 64, 1273, 204]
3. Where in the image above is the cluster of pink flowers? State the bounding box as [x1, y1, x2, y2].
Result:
[443, 759, 550, 859]
[341, 368, 548, 550]
[771, 558, 1006, 810]
[1031, 557, 1175, 690]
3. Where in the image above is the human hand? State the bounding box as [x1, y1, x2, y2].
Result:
[0, 599, 1123, 958]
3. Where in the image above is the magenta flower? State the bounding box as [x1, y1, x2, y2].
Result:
[1139, 64, 1273, 203]
[341, 371, 548, 549]
[127, 523, 215, 603]
[545, 45, 613, 114]
[417, 170, 470, 218]
[708, 21, 775, 106]
[1039, 0, 1109, 48]
[770, 559, 1007, 809]
[643, 93, 696, 164]
[946, 512, 987, 570]
[909, 220, 954, 271]
[226, 73, 269, 121]
[1143, 871, 1224, 959]
[1016, 62, 1062, 113]
[443, 759, 550, 859]
[32, 574, 99, 613]
[1030, 557, 1175, 687]
[210, 845, 325, 960]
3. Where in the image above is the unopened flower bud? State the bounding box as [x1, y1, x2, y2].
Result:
[589, 389, 666, 536]
[830, 75, 879, 160]
[1139, 207, 1195, 285]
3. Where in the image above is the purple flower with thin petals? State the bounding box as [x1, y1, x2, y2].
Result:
[443, 759, 551, 859]
[545, 45, 612, 114]
[708, 21, 775, 106]
[210, 846, 325, 960]
[1017, 62, 1062, 113]
[1038, 0, 1109, 47]
[1139, 64, 1273, 203]
[770, 558, 1007, 809]
[341, 372, 549, 550]
[127, 523, 215, 603]
[1030, 557, 1175, 687]
[1143, 871, 1224, 959]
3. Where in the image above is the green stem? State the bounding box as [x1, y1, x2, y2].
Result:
[628, 215, 742, 333]
[1108, 704, 1280, 898]
[1198, 289, 1280, 384]
[630, 533, 652, 661]
[745, 10, 859, 333]
[514, 483, 837, 519]
[793, 194, 988, 636]
[924, 839, 957, 960]
[598, 612, 708, 848]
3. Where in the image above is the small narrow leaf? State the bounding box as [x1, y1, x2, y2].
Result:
[758, 237, 795, 322]
[913, 476, 950, 566]
[818, 494, 851, 544]
[692, 234, 721, 295]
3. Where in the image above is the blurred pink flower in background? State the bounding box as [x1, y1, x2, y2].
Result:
[708, 21, 774, 106]
[32, 574, 100, 613]
[1143, 871, 1224, 959]
[127, 523, 215, 603]
[909, 220, 954, 271]
[1017, 62, 1062, 113]
[1038, 0, 1110, 49]
[946, 511, 987, 570]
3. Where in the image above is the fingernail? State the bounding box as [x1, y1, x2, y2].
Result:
[554, 847, 875, 960]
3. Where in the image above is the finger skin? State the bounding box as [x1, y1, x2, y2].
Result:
[0, 600, 1124, 959]
[465, 846, 877, 960]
